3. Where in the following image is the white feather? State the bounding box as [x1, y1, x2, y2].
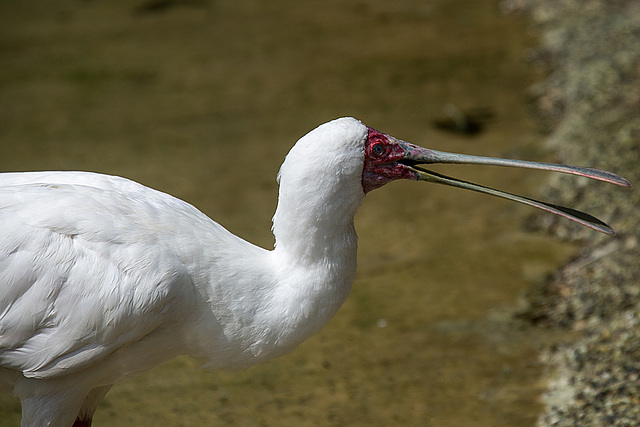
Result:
[0, 117, 369, 426]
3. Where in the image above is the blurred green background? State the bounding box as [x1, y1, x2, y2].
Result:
[0, 0, 576, 425]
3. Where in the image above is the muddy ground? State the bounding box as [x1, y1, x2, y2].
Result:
[2, 0, 630, 425]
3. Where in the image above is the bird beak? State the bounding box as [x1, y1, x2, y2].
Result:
[398, 141, 632, 235]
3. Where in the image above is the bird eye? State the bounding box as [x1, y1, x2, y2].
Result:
[372, 143, 385, 156]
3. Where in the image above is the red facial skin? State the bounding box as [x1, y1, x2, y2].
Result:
[361, 127, 418, 193]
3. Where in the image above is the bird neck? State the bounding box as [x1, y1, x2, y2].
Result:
[268, 177, 364, 335]
[271, 177, 364, 263]
[185, 175, 365, 369]
[261, 189, 361, 360]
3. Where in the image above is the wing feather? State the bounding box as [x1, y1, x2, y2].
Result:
[0, 172, 204, 378]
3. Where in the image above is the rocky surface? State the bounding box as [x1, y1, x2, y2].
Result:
[502, 0, 640, 425]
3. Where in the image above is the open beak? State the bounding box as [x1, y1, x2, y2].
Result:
[398, 141, 632, 235]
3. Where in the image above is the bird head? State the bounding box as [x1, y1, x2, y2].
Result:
[361, 121, 631, 235]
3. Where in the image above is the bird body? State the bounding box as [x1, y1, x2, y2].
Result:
[0, 118, 630, 426]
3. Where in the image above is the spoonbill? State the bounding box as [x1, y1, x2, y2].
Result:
[0, 117, 630, 426]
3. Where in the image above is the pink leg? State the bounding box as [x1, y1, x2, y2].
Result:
[72, 417, 92, 427]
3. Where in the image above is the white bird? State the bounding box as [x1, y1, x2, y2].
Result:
[0, 117, 631, 426]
